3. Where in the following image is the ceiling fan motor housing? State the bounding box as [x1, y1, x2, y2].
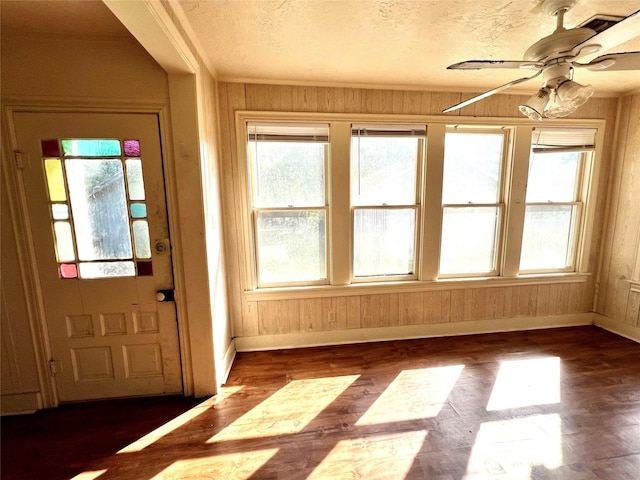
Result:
[523, 28, 596, 63]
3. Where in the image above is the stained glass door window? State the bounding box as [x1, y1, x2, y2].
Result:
[42, 138, 153, 279]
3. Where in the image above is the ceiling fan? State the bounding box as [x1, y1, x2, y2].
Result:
[443, 0, 640, 120]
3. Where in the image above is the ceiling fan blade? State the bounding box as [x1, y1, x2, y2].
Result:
[442, 71, 543, 113]
[573, 9, 640, 59]
[448, 60, 544, 70]
[580, 51, 640, 71]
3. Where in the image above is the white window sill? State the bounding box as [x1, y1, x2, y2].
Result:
[244, 272, 591, 302]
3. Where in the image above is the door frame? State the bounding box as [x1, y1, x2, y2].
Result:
[2, 99, 194, 407]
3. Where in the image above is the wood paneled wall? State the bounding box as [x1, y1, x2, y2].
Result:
[597, 93, 640, 330]
[217, 82, 619, 344]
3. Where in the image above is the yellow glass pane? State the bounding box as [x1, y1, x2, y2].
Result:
[53, 221, 75, 262]
[44, 159, 66, 201]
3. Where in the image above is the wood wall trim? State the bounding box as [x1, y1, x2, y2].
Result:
[245, 273, 591, 302]
[235, 313, 594, 351]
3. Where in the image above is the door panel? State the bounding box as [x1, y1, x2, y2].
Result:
[14, 112, 182, 402]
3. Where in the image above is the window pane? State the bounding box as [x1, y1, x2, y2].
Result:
[132, 220, 151, 259]
[51, 203, 69, 220]
[123, 140, 141, 157]
[44, 159, 67, 201]
[65, 159, 132, 261]
[526, 152, 579, 202]
[256, 210, 326, 284]
[353, 208, 415, 277]
[440, 207, 498, 274]
[442, 133, 503, 204]
[59, 263, 78, 279]
[520, 205, 576, 270]
[351, 137, 418, 206]
[251, 142, 325, 207]
[78, 261, 135, 278]
[125, 159, 146, 200]
[53, 221, 75, 262]
[130, 203, 147, 218]
[62, 139, 121, 157]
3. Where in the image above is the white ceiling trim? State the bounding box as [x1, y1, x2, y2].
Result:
[102, 0, 198, 74]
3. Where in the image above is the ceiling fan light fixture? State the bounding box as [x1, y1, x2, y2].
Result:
[545, 79, 594, 117]
[519, 88, 552, 121]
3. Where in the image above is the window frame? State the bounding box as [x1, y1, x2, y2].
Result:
[246, 124, 330, 288]
[236, 112, 605, 300]
[349, 125, 425, 282]
[438, 127, 510, 279]
[519, 147, 590, 274]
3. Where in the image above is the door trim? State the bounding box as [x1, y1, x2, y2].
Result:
[2, 100, 194, 406]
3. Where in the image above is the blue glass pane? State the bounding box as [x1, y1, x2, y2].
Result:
[61, 139, 121, 157]
[130, 203, 147, 218]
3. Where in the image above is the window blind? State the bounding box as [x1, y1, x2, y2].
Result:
[352, 124, 426, 137]
[531, 127, 597, 153]
[247, 122, 329, 142]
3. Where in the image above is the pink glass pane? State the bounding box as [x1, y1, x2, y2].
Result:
[41, 139, 60, 157]
[59, 263, 78, 279]
[124, 140, 140, 157]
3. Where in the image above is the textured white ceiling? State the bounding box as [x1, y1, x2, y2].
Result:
[2, 0, 639, 95]
[176, 0, 640, 95]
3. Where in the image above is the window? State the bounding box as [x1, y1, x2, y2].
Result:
[42, 138, 152, 279]
[350, 125, 424, 279]
[247, 123, 329, 287]
[239, 116, 601, 292]
[440, 129, 506, 276]
[519, 128, 595, 272]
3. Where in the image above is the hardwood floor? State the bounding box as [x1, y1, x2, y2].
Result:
[3, 326, 640, 479]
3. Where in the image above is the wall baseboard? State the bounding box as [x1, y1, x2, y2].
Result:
[1, 392, 43, 416]
[220, 339, 237, 385]
[593, 313, 640, 343]
[235, 313, 594, 352]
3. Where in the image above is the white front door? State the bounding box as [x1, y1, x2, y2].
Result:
[13, 112, 182, 402]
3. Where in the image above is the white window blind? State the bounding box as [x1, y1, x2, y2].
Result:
[247, 122, 329, 142]
[531, 127, 597, 153]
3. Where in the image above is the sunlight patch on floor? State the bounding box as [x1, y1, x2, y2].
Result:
[70, 469, 108, 480]
[117, 397, 218, 454]
[150, 448, 280, 480]
[208, 375, 360, 443]
[487, 357, 561, 411]
[356, 365, 465, 425]
[466, 413, 564, 476]
[308, 430, 428, 479]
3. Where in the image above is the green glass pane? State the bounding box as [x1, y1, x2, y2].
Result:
[61, 139, 121, 157]
[51, 204, 69, 220]
[65, 159, 132, 261]
[130, 203, 147, 218]
[53, 221, 75, 262]
[132, 220, 151, 259]
[44, 159, 66, 201]
[125, 159, 145, 200]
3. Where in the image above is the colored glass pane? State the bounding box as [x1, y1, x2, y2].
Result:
[132, 220, 151, 259]
[53, 221, 75, 262]
[59, 263, 78, 279]
[125, 159, 145, 200]
[78, 261, 135, 278]
[61, 139, 121, 157]
[137, 261, 153, 276]
[51, 204, 69, 220]
[130, 203, 147, 218]
[65, 159, 132, 261]
[123, 140, 140, 157]
[44, 159, 66, 201]
[41, 139, 60, 157]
